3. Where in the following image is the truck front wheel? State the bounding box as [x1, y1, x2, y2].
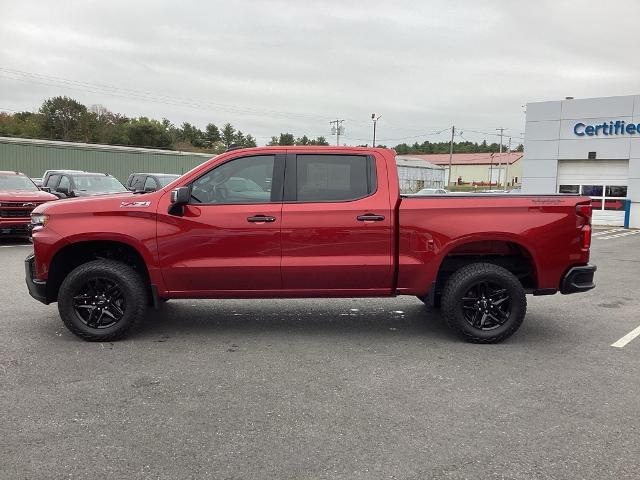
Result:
[441, 263, 526, 343]
[57, 260, 148, 341]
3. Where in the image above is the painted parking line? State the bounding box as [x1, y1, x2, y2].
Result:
[592, 228, 625, 237]
[597, 230, 640, 240]
[0, 244, 31, 248]
[612, 324, 640, 348]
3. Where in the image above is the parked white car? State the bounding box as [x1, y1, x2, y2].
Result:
[415, 188, 448, 195]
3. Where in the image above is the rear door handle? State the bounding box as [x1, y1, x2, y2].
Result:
[357, 213, 385, 222]
[247, 215, 276, 223]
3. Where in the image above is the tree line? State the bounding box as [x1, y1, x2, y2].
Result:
[267, 133, 329, 146]
[0, 96, 258, 154]
[393, 139, 523, 155]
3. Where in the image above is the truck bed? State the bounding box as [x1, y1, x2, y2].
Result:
[396, 194, 592, 294]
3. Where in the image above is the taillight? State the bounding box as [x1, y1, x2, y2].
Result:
[582, 224, 592, 250]
[576, 203, 592, 220]
[576, 202, 592, 250]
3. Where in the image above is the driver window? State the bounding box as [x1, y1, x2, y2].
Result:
[143, 176, 157, 191]
[190, 155, 275, 204]
[58, 175, 71, 191]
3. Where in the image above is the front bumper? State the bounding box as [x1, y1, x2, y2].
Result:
[0, 219, 30, 237]
[560, 264, 597, 294]
[25, 253, 49, 304]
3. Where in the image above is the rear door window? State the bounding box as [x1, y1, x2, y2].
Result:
[293, 154, 376, 202]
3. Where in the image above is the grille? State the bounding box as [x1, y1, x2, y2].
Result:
[0, 225, 29, 235]
[0, 209, 32, 218]
[0, 201, 43, 207]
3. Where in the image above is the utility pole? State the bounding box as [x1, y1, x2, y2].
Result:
[371, 114, 382, 147]
[330, 119, 344, 146]
[448, 125, 455, 188]
[489, 153, 494, 185]
[492, 127, 505, 189]
[505, 137, 512, 188]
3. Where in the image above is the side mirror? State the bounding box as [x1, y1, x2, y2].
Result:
[169, 186, 190, 216]
[170, 187, 190, 206]
[41, 186, 51, 193]
[56, 186, 72, 197]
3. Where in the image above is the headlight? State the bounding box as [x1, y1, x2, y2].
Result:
[30, 214, 49, 228]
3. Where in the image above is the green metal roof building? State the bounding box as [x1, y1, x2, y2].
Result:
[0, 136, 213, 182]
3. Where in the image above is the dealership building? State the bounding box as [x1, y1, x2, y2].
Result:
[523, 94, 640, 227]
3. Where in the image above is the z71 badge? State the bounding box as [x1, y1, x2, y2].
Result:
[120, 201, 151, 208]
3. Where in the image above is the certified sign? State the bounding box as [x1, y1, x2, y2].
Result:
[574, 120, 640, 136]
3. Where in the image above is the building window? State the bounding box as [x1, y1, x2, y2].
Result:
[604, 185, 627, 211]
[560, 184, 628, 212]
[581, 185, 603, 197]
[559, 184, 579, 194]
[606, 186, 627, 198]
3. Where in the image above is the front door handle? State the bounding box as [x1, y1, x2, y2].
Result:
[247, 215, 276, 223]
[357, 213, 385, 222]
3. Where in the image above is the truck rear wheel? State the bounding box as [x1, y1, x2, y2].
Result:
[57, 260, 147, 341]
[441, 263, 526, 343]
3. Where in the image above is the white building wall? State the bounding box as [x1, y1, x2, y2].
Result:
[523, 95, 640, 228]
[396, 160, 445, 194]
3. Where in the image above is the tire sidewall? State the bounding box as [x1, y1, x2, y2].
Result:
[58, 261, 145, 340]
[443, 264, 526, 342]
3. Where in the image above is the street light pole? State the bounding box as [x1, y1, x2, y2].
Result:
[371, 114, 382, 147]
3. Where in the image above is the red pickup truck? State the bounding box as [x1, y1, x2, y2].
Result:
[25, 147, 596, 343]
[1, 171, 57, 237]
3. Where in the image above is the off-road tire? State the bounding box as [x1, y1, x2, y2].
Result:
[58, 260, 147, 341]
[441, 263, 526, 343]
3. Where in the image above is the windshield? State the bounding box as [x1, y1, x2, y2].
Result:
[158, 175, 179, 187]
[0, 174, 39, 192]
[72, 175, 127, 193]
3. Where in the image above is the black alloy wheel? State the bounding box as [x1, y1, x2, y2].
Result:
[72, 277, 126, 329]
[461, 281, 511, 331]
[58, 259, 147, 341]
[441, 263, 527, 343]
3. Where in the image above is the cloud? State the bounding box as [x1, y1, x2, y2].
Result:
[1, 0, 639, 145]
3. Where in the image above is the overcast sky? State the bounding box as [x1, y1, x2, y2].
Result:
[1, 0, 639, 146]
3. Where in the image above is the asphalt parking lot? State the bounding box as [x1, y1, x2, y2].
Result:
[1, 231, 639, 479]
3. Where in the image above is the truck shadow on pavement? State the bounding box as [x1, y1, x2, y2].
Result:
[122, 299, 557, 345]
[133, 300, 456, 341]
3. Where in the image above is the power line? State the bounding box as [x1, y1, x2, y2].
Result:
[458, 127, 524, 141]
[0, 67, 526, 143]
[0, 67, 347, 123]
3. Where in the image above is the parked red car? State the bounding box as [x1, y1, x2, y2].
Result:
[26, 147, 595, 343]
[0, 171, 57, 238]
